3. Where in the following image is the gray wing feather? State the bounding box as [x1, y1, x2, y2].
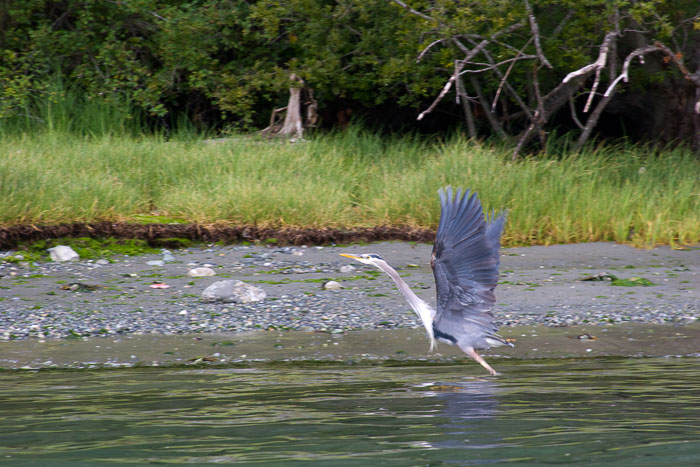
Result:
[431, 187, 507, 349]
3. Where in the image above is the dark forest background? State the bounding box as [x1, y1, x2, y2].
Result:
[1, 0, 698, 154]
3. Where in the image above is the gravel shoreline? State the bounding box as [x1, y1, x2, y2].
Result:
[1, 242, 698, 340]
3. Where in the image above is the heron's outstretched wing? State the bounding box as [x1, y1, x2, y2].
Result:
[431, 187, 507, 348]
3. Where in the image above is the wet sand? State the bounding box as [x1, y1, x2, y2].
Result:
[2, 324, 699, 370]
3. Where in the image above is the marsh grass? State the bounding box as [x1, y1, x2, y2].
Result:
[0, 125, 698, 247]
[1, 75, 143, 137]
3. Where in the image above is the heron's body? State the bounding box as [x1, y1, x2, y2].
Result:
[340, 187, 511, 375]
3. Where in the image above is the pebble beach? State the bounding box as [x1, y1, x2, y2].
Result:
[1, 242, 697, 341]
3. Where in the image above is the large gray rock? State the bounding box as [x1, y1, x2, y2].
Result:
[202, 280, 266, 303]
[48, 246, 79, 262]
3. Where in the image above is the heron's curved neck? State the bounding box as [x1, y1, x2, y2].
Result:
[376, 261, 435, 347]
[376, 262, 423, 307]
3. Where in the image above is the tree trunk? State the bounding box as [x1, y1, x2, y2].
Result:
[279, 78, 304, 139]
[262, 74, 317, 140]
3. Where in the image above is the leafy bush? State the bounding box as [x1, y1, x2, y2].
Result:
[0, 1, 697, 143]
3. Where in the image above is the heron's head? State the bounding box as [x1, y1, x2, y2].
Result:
[339, 253, 384, 266]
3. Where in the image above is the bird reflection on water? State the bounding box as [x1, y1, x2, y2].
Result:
[413, 377, 509, 454]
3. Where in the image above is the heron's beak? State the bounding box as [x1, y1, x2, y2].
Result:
[339, 253, 361, 260]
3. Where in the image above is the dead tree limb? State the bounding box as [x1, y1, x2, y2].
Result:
[459, 55, 538, 74]
[470, 76, 508, 140]
[417, 73, 458, 121]
[563, 31, 618, 112]
[417, 23, 523, 121]
[563, 32, 618, 84]
[455, 71, 477, 138]
[492, 38, 533, 112]
[469, 42, 533, 120]
[399, 1, 697, 155]
[513, 65, 547, 159]
[391, 0, 435, 23]
[574, 33, 618, 151]
[604, 41, 700, 97]
[532, 66, 547, 147]
[524, 0, 552, 69]
[417, 39, 446, 62]
[568, 96, 584, 129]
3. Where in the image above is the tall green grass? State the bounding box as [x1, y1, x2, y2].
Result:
[1, 125, 698, 247]
[1, 75, 143, 137]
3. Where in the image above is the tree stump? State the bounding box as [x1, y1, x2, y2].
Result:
[262, 74, 318, 140]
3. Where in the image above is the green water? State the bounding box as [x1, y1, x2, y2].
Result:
[2, 357, 699, 465]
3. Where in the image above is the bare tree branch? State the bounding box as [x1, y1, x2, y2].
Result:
[417, 23, 523, 120]
[451, 37, 471, 56]
[552, 9, 574, 37]
[469, 41, 533, 120]
[492, 41, 530, 112]
[653, 41, 700, 85]
[418, 76, 455, 121]
[460, 22, 524, 64]
[391, 0, 435, 23]
[603, 74, 626, 97]
[576, 53, 618, 148]
[513, 122, 538, 160]
[417, 39, 445, 62]
[603, 41, 700, 99]
[400, 1, 698, 155]
[524, 0, 552, 68]
[455, 72, 477, 138]
[470, 76, 508, 140]
[531, 66, 547, 147]
[562, 32, 618, 112]
[568, 95, 584, 129]
[563, 31, 617, 84]
[459, 55, 538, 74]
[102, 0, 167, 21]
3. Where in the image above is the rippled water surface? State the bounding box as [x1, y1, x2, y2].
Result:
[2, 357, 700, 465]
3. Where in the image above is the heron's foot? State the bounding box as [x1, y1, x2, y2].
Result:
[464, 347, 500, 376]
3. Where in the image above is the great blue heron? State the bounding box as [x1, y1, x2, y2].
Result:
[340, 187, 512, 376]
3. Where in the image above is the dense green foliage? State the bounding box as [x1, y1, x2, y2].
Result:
[0, 0, 443, 129]
[1, 0, 697, 133]
[1, 127, 698, 246]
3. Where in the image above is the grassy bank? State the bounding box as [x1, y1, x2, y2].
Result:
[0, 128, 698, 247]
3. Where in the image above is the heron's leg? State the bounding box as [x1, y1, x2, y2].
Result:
[463, 346, 499, 376]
